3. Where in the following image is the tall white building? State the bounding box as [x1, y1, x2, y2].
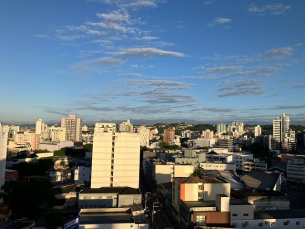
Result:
[202, 129, 214, 139]
[50, 126, 66, 141]
[273, 113, 293, 150]
[254, 125, 261, 137]
[61, 114, 82, 142]
[0, 124, 8, 202]
[217, 123, 227, 135]
[119, 119, 133, 132]
[137, 126, 150, 147]
[91, 123, 140, 189]
[35, 118, 42, 135]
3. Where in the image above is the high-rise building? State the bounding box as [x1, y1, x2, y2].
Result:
[35, 118, 42, 135]
[61, 114, 82, 142]
[91, 123, 140, 189]
[0, 124, 8, 202]
[254, 125, 261, 137]
[217, 123, 227, 135]
[119, 119, 133, 132]
[15, 132, 40, 150]
[136, 126, 150, 147]
[273, 113, 292, 150]
[50, 126, 66, 141]
[202, 129, 214, 139]
[164, 128, 175, 143]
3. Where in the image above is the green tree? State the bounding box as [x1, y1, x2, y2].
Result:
[192, 167, 204, 178]
[249, 142, 265, 156]
[54, 149, 65, 156]
[44, 209, 64, 229]
[0, 179, 56, 219]
[159, 141, 170, 149]
[84, 144, 93, 152]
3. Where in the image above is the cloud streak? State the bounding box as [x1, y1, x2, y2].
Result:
[248, 3, 291, 15]
[217, 79, 265, 97]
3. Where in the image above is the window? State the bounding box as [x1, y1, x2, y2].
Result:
[243, 214, 248, 216]
[258, 223, 263, 227]
[296, 221, 300, 225]
[196, 215, 206, 226]
[270, 222, 276, 227]
[233, 214, 238, 216]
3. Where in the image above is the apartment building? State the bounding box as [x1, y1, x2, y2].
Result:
[243, 159, 267, 172]
[91, 123, 140, 189]
[15, 132, 40, 150]
[0, 124, 8, 202]
[287, 158, 305, 183]
[119, 119, 133, 132]
[164, 127, 175, 143]
[61, 114, 82, 142]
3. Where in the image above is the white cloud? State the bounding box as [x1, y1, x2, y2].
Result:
[213, 66, 278, 79]
[206, 66, 242, 73]
[32, 34, 49, 38]
[203, 1, 215, 6]
[218, 79, 265, 97]
[248, 3, 291, 15]
[119, 73, 142, 77]
[57, 35, 87, 41]
[131, 64, 138, 68]
[115, 47, 185, 58]
[89, 0, 166, 10]
[96, 11, 130, 23]
[139, 36, 159, 40]
[87, 30, 108, 35]
[209, 17, 233, 27]
[264, 47, 293, 60]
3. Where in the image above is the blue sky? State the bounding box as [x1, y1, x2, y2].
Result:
[1, 0, 305, 124]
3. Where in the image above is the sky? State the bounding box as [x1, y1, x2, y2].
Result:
[1, 0, 305, 125]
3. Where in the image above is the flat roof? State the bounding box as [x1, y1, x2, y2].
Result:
[230, 200, 252, 206]
[255, 210, 305, 219]
[174, 176, 224, 184]
[80, 212, 133, 224]
[184, 201, 215, 208]
[82, 187, 141, 195]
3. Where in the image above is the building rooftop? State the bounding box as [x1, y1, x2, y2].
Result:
[230, 200, 252, 205]
[174, 176, 224, 184]
[242, 171, 280, 190]
[82, 187, 141, 195]
[184, 201, 216, 208]
[160, 182, 172, 190]
[254, 209, 305, 219]
[80, 212, 133, 224]
[269, 161, 287, 171]
[231, 189, 288, 200]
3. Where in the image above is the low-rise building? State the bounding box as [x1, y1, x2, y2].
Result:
[172, 176, 230, 211]
[199, 161, 236, 172]
[243, 159, 267, 172]
[74, 165, 91, 183]
[78, 187, 142, 209]
[39, 141, 74, 151]
[287, 158, 305, 183]
[231, 189, 290, 211]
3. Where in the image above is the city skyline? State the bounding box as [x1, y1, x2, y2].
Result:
[1, 0, 305, 124]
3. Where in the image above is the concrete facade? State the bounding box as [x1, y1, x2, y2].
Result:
[61, 114, 82, 142]
[0, 124, 8, 202]
[91, 124, 140, 189]
[74, 166, 91, 183]
[200, 162, 236, 172]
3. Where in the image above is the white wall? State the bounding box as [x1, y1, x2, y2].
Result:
[79, 223, 149, 229]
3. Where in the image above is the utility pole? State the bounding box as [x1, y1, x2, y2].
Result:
[152, 201, 159, 229]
